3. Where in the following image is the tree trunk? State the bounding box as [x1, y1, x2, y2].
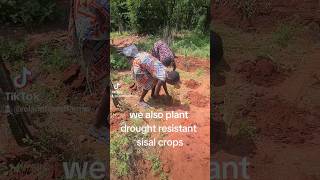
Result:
[0, 60, 32, 146]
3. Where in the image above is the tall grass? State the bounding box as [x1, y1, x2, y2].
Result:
[171, 31, 209, 59]
[134, 31, 209, 59]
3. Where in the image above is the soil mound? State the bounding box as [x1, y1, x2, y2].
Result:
[236, 56, 286, 86]
[186, 91, 209, 107]
[184, 79, 200, 89]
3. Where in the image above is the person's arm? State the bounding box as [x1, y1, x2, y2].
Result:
[163, 82, 170, 96]
[154, 80, 164, 97]
[172, 60, 176, 71]
[151, 84, 156, 98]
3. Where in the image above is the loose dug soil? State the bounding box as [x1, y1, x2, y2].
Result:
[186, 91, 209, 107]
[175, 56, 210, 72]
[184, 79, 201, 89]
[236, 56, 287, 86]
[110, 111, 129, 131]
[62, 63, 81, 83]
[111, 35, 142, 48]
[243, 97, 319, 144]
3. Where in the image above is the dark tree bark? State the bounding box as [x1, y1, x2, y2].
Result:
[0, 60, 32, 146]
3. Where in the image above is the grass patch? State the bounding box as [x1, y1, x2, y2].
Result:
[272, 23, 298, 48]
[111, 118, 168, 179]
[237, 121, 257, 139]
[0, 38, 26, 62]
[110, 119, 150, 177]
[111, 31, 131, 39]
[37, 45, 74, 72]
[135, 35, 157, 51]
[122, 74, 134, 85]
[22, 128, 70, 160]
[196, 68, 205, 77]
[125, 31, 209, 59]
[147, 154, 168, 180]
[171, 31, 209, 59]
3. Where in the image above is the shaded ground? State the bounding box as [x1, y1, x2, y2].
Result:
[212, 1, 320, 179]
[0, 29, 107, 179]
[235, 56, 288, 86]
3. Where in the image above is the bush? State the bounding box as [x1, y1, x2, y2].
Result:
[111, 46, 130, 70]
[0, 0, 57, 25]
[172, 31, 210, 58]
[112, 0, 210, 34]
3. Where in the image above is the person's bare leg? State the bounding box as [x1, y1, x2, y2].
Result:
[89, 89, 109, 142]
[140, 89, 149, 103]
[151, 86, 156, 98]
[95, 90, 109, 129]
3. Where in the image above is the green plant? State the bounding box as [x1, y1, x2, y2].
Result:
[136, 35, 157, 51]
[22, 128, 70, 159]
[37, 45, 73, 71]
[147, 154, 168, 179]
[0, 0, 58, 25]
[110, 0, 130, 33]
[272, 24, 296, 48]
[147, 154, 162, 175]
[110, 120, 150, 177]
[111, 47, 130, 70]
[0, 39, 26, 62]
[112, 0, 210, 34]
[172, 31, 210, 58]
[8, 162, 28, 174]
[237, 121, 257, 139]
[122, 74, 133, 84]
[134, 31, 210, 58]
[196, 68, 205, 77]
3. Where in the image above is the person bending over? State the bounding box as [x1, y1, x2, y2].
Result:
[124, 45, 180, 108]
[151, 40, 176, 71]
[68, 0, 109, 142]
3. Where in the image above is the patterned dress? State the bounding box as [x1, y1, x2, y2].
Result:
[151, 40, 174, 65]
[68, 0, 109, 82]
[132, 52, 167, 90]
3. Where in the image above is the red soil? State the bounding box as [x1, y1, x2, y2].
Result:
[175, 56, 210, 72]
[184, 79, 201, 89]
[244, 97, 318, 144]
[235, 56, 287, 86]
[186, 91, 209, 108]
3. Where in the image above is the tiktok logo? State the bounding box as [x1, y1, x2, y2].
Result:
[114, 82, 120, 90]
[13, 67, 32, 89]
